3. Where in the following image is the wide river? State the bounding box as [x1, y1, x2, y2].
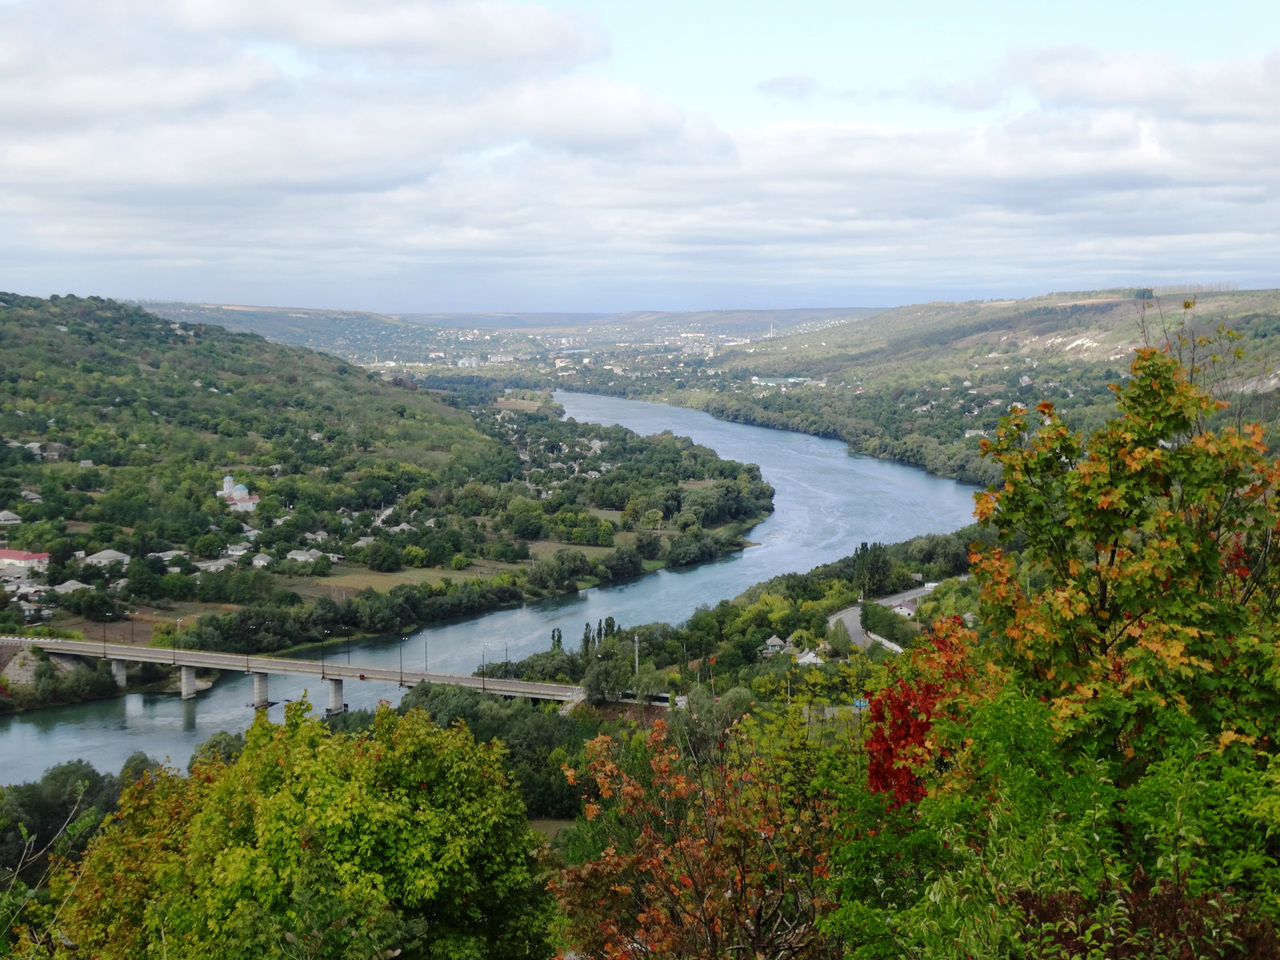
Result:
[0, 392, 979, 784]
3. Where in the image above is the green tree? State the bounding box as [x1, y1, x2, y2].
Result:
[365, 541, 403, 573]
[39, 702, 552, 960]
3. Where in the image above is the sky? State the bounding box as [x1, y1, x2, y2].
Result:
[1, 0, 1278, 313]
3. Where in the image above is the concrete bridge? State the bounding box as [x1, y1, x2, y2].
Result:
[0, 636, 582, 714]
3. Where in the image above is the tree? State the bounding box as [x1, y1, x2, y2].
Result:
[38, 702, 553, 960]
[554, 715, 842, 960]
[581, 636, 631, 705]
[973, 347, 1280, 770]
[365, 541, 403, 573]
[633, 530, 661, 560]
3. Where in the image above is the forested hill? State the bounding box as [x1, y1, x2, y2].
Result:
[556, 288, 1280, 484]
[0, 293, 497, 539]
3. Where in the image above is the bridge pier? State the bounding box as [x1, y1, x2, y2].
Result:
[252, 672, 269, 710]
[180, 665, 197, 700]
[327, 678, 345, 716]
[109, 658, 128, 690]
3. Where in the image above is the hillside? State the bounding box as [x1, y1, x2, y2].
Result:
[0, 291, 489, 469]
[545, 289, 1280, 483]
[0, 294, 775, 658]
[718, 288, 1280, 385]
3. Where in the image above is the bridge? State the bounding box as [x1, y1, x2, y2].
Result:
[0, 636, 582, 714]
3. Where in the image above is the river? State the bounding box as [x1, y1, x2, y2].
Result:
[0, 392, 979, 784]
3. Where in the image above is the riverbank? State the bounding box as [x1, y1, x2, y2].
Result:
[557, 386, 1002, 486]
[1, 391, 980, 783]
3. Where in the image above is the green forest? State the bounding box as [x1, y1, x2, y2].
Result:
[4, 328, 1280, 957]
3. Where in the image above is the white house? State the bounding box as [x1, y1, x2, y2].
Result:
[0, 549, 50, 573]
[84, 549, 130, 567]
[195, 557, 237, 573]
[0, 510, 21, 525]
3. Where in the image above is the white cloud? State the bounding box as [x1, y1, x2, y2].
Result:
[169, 0, 605, 68]
[0, 3, 1276, 311]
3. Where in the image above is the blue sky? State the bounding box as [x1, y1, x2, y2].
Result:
[1, 0, 1277, 313]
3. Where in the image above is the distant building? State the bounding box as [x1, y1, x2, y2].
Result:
[217, 475, 259, 513]
[84, 549, 130, 567]
[52, 579, 93, 594]
[195, 557, 237, 573]
[759, 635, 785, 659]
[0, 549, 50, 573]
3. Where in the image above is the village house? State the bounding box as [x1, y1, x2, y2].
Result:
[84, 549, 130, 567]
[195, 557, 237, 573]
[0, 548, 50, 573]
[759, 635, 786, 658]
[890, 599, 917, 618]
[51, 579, 93, 594]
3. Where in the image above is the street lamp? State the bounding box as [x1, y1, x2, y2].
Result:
[481, 645, 486, 693]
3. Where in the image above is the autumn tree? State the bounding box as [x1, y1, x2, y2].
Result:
[973, 346, 1280, 770]
[554, 713, 844, 960]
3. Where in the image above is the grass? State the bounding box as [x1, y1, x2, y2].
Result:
[286, 559, 526, 599]
[527, 540, 614, 561]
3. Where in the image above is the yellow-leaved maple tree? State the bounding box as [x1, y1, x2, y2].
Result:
[973, 346, 1280, 771]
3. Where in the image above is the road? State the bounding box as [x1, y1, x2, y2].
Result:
[0, 636, 580, 702]
[825, 584, 945, 655]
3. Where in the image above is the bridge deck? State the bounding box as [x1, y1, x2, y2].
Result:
[0, 636, 580, 702]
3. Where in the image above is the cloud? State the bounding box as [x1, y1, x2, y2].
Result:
[169, 0, 605, 68]
[0, 8, 1277, 311]
[756, 73, 817, 101]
